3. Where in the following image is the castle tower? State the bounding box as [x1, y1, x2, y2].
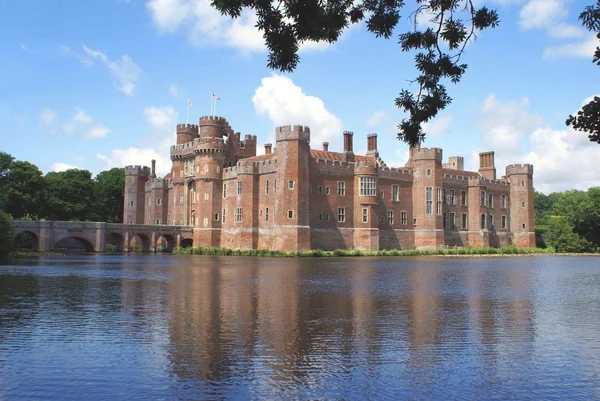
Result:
[177, 124, 199, 144]
[506, 164, 535, 247]
[124, 165, 151, 224]
[479, 151, 496, 180]
[411, 147, 444, 249]
[354, 160, 379, 250]
[273, 125, 311, 251]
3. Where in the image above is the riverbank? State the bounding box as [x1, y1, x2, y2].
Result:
[171, 246, 587, 258]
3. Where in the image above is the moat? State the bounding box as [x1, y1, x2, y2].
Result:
[1, 255, 599, 400]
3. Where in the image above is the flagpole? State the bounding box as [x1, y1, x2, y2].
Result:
[210, 92, 213, 117]
[186, 101, 190, 124]
[214, 97, 217, 117]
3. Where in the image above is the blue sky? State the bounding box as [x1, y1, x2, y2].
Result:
[0, 0, 598, 193]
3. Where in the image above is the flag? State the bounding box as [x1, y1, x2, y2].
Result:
[212, 91, 221, 101]
[188, 99, 193, 107]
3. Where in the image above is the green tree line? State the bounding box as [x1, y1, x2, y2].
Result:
[0, 151, 124, 223]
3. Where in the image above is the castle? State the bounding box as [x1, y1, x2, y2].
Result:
[124, 116, 535, 251]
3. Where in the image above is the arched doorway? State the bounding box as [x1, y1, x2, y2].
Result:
[129, 234, 151, 252]
[105, 233, 124, 252]
[14, 231, 39, 251]
[180, 238, 193, 248]
[156, 234, 175, 252]
[53, 237, 94, 253]
[185, 179, 196, 226]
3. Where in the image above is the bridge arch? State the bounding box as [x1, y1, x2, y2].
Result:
[13, 231, 39, 251]
[129, 233, 151, 252]
[156, 234, 175, 252]
[106, 232, 124, 252]
[53, 236, 95, 253]
[180, 238, 193, 248]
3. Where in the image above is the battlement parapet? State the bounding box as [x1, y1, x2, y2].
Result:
[355, 160, 378, 176]
[176, 123, 199, 132]
[125, 165, 151, 177]
[275, 125, 311, 143]
[412, 147, 443, 162]
[256, 158, 278, 174]
[199, 116, 228, 125]
[312, 158, 355, 175]
[467, 175, 511, 189]
[144, 177, 169, 190]
[379, 167, 414, 181]
[506, 164, 533, 176]
[442, 173, 470, 184]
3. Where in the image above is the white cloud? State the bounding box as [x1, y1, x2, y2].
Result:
[79, 45, 141, 95]
[519, 0, 567, 30]
[73, 108, 92, 125]
[20, 44, 28, 52]
[52, 162, 79, 172]
[86, 124, 110, 139]
[543, 34, 598, 59]
[96, 148, 172, 176]
[145, 0, 352, 54]
[39, 108, 56, 126]
[547, 23, 585, 39]
[252, 75, 343, 147]
[422, 115, 452, 136]
[143, 105, 178, 148]
[73, 155, 84, 161]
[366, 111, 387, 127]
[169, 84, 180, 98]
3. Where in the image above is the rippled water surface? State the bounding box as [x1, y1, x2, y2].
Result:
[1, 255, 600, 400]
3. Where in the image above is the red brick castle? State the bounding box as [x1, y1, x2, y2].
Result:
[124, 116, 535, 250]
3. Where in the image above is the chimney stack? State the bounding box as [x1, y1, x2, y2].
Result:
[265, 143, 272, 154]
[478, 151, 496, 180]
[151, 159, 156, 178]
[343, 131, 353, 153]
[366, 133, 378, 157]
[323, 142, 329, 151]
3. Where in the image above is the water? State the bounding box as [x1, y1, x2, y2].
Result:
[1, 255, 600, 400]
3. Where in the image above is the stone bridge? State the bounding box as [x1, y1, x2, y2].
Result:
[12, 220, 194, 253]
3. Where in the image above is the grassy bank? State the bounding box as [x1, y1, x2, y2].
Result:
[9, 250, 66, 258]
[173, 246, 563, 258]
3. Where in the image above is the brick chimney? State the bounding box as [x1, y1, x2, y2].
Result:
[265, 143, 272, 154]
[151, 159, 156, 178]
[322, 142, 329, 151]
[343, 131, 353, 153]
[478, 151, 496, 180]
[366, 133, 378, 157]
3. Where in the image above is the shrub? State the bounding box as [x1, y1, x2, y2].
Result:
[0, 211, 12, 257]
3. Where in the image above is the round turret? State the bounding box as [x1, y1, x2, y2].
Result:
[199, 116, 229, 139]
[177, 124, 199, 144]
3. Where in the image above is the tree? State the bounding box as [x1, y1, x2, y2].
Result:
[4, 161, 45, 219]
[566, 0, 600, 142]
[94, 168, 125, 223]
[0, 151, 15, 210]
[211, 0, 499, 146]
[44, 169, 95, 221]
[547, 216, 594, 253]
[551, 189, 598, 239]
[0, 210, 12, 258]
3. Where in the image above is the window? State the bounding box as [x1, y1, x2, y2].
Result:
[179, 220, 183, 225]
[222, 209, 226, 223]
[449, 189, 455, 205]
[204, 193, 209, 201]
[192, 191, 196, 204]
[462, 213, 467, 229]
[450, 212, 455, 229]
[392, 185, 399, 202]
[480, 191, 486, 206]
[380, 190, 384, 199]
[318, 185, 323, 195]
[326, 186, 330, 195]
[443, 212, 447, 229]
[388, 210, 394, 224]
[501, 215, 507, 229]
[235, 208, 242, 222]
[461, 190, 467, 206]
[217, 166, 221, 173]
[338, 207, 346, 223]
[326, 213, 330, 222]
[129, 220, 133, 225]
[260, 210, 263, 217]
[488, 193, 493, 208]
[180, 196, 184, 204]
[522, 223, 526, 229]
[180, 171, 183, 178]
[501, 194, 506, 209]
[237, 181, 242, 195]
[401, 211, 407, 225]
[337, 181, 345, 196]
[426, 187, 433, 215]
[274, 179, 277, 193]
[318, 213, 323, 222]
[480, 213, 486, 229]
[204, 165, 209, 173]
[156, 219, 160, 225]
[223, 184, 227, 198]
[203, 218, 208, 228]
[214, 213, 219, 221]
[130, 200, 134, 207]
[265, 208, 269, 221]
[522, 201, 526, 208]
[173, 220, 176, 225]
[362, 208, 368, 223]
[266, 180, 269, 194]
[413, 218, 417, 226]
[488, 215, 494, 230]
[522, 180, 525, 187]
[436, 187, 442, 215]
[288, 210, 294, 219]
[360, 177, 377, 196]
[442, 189, 447, 204]
[288, 180, 294, 190]
[156, 198, 161, 205]
[426, 169, 431, 176]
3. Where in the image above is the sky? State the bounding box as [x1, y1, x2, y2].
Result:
[0, 0, 598, 194]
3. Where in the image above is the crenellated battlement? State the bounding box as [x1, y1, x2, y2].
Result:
[412, 147, 443, 162]
[467, 174, 510, 189]
[312, 158, 355, 175]
[379, 166, 414, 181]
[355, 160, 378, 176]
[125, 165, 151, 177]
[275, 125, 311, 143]
[506, 164, 533, 176]
[176, 124, 199, 132]
[199, 116, 228, 125]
